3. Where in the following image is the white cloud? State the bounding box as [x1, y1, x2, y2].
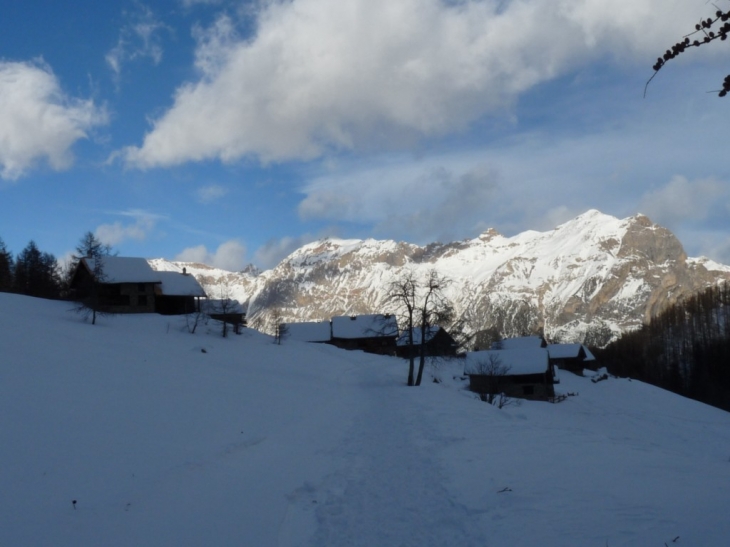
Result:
[175, 239, 247, 271]
[196, 184, 229, 203]
[0, 60, 107, 180]
[253, 232, 334, 269]
[637, 175, 729, 228]
[299, 159, 499, 243]
[106, 4, 168, 80]
[95, 210, 163, 246]
[121, 0, 708, 169]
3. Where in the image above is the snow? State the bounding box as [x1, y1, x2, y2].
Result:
[2, 292, 730, 546]
[687, 256, 730, 273]
[496, 335, 546, 350]
[464, 348, 550, 376]
[155, 271, 207, 297]
[285, 321, 332, 342]
[547, 343, 595, 361]
[331, 314, 398, 339]
[85, 256, 161, 283]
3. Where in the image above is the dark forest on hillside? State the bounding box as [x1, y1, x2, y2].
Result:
[596, 283, 730, 411]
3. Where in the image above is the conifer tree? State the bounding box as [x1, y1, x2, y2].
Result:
[13, 241, 60, 299]
[0, 237, 12, 292]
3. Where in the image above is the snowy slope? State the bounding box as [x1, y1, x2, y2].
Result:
[152, 210, 730, 345]
[2, 293, 730, 546]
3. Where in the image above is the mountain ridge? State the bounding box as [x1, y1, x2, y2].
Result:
[151, 209, 730, 345]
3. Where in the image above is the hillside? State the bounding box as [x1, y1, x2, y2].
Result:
[153, 210, 730, 346]
[2, 293, 730, 546]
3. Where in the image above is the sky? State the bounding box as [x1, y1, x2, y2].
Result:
[1, 0, 730, 272]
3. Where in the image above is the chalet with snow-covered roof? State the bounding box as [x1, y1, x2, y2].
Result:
[283, 321, 332, 343]
[70, 257, 206, 315]
[330, 314, 398, 355]
[155, 269, 208, 315]
[464, 348, 555, 401]
[547, 343, 597, 375]
[395, 326, 458, 358]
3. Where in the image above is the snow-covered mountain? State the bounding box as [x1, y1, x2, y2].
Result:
[152, 210, 730, 345]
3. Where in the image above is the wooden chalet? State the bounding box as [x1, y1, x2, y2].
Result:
[329, 314, 398, 355]
[464, 348, 555, 401]
[155, 269, 207, 315]
[70, 257, 206, 315]
[395, 326, 458, 358]
[547, 343, 597, 375]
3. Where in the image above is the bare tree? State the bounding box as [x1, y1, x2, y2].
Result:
[206, 278, 238, 338]
[474, 353, 512, 407]
[414, 270, 454, 386]
[272, 308, 289, 344]
[387, 270, 418, 385]
[387, 269, 454, 386]
[184, 304, 207, 334]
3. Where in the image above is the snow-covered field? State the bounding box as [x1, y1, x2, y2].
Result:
[2, 293, 730, 546]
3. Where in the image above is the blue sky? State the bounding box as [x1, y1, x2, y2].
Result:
[2, 0, 730, 271]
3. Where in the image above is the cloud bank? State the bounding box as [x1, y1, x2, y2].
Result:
[122, 0, 703, 169]
[300, 160, 499, 243]
[176, 239, 247, 271]
[95, 210, 164, 246]
[0, 60, 107, 180]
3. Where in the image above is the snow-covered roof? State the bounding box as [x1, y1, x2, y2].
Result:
[156, 271, 206, 297]
[547, 343, 597, 362]
[396, 326, 441, 346]
[284, 321, 332, 343]
[464, 348, 550, 376]
[547, 343, 583, 359]
[331, 314, 398, 339]
[83, 257, 160, 283]
[493, 336, 546, 350]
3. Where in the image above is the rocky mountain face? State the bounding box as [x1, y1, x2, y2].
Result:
[151, 210, 730, 347]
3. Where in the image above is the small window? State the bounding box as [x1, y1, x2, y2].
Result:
[138, 295, 148, 306]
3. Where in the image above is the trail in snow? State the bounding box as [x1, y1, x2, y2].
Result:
[280, 365, 491, 547]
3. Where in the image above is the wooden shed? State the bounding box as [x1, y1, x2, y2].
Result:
[547, 343, 597, 375]
[155, 270, 207, 315]
[464, 348, 555, 401]
[330, 314, 398, 355]
[395, 326, 458, 358]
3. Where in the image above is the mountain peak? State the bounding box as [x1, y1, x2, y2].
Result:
[478, 227, 501, 241]
[154, 210, 730, 345]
